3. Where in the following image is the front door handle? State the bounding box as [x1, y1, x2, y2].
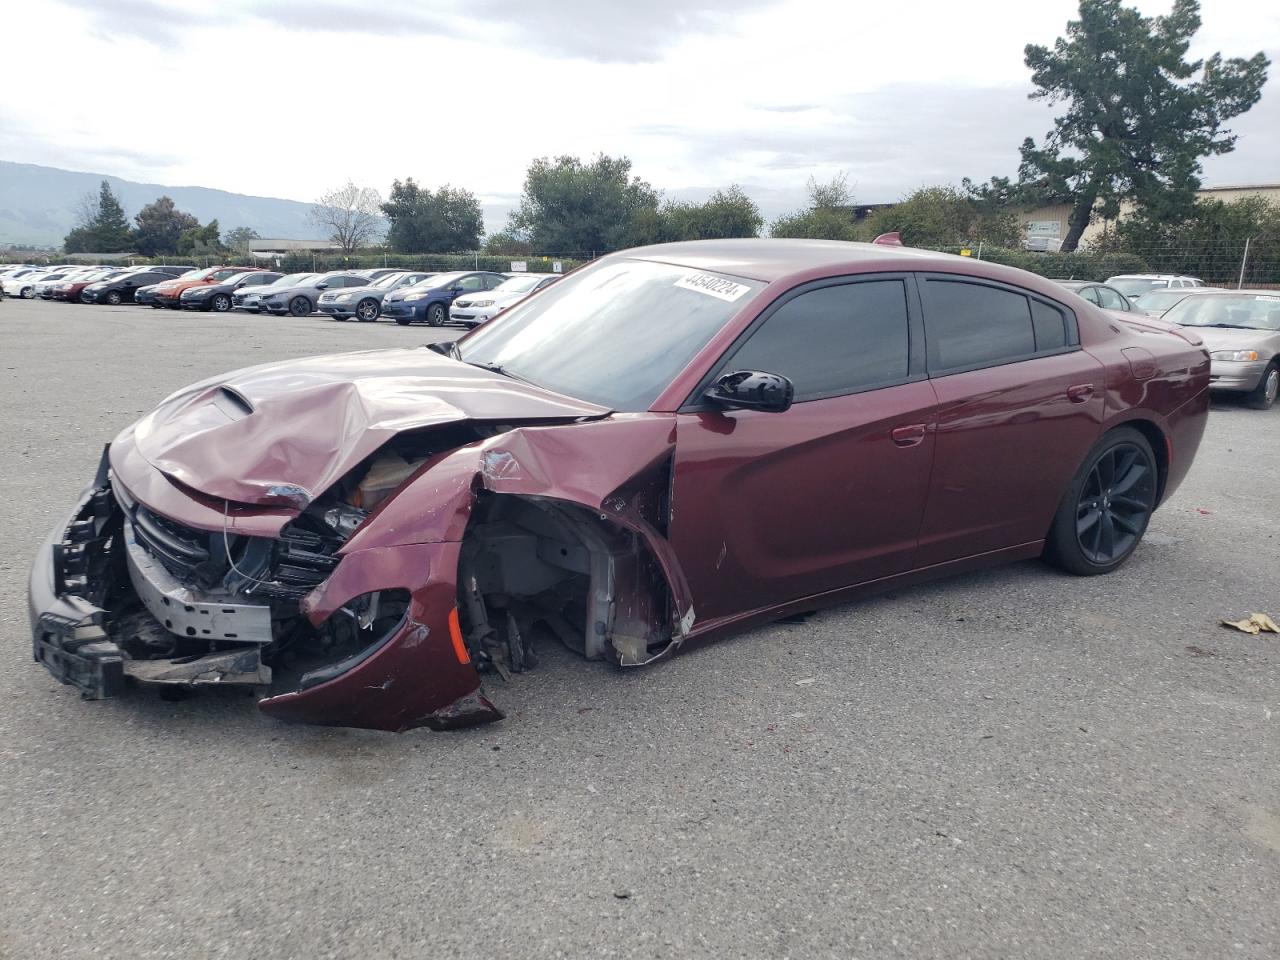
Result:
[1067, 383, 1095, 403]
[891, 423, 927, 447]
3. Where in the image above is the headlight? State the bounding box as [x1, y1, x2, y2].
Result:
[471, 300, 494, 308]
[1210, 350, 1260, 362]
[335, 293, 352, 302]
[183, 288, 210, 298]
[404, 292, 428, 301]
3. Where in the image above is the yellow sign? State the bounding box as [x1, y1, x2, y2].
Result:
[959, 248, 972, 257]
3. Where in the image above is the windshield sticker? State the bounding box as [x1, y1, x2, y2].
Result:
[675, 273, 752, 302]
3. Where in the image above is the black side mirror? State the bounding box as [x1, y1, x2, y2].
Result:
[705, 370, 794, 413]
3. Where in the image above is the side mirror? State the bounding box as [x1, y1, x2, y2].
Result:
[316, 281, 329, 289]
[704, 370, 794, 413]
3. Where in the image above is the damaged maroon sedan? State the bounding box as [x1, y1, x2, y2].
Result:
[28, 240, 1210, 731]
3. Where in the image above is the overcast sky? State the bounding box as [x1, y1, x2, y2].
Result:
[2, 0, 1277, 233]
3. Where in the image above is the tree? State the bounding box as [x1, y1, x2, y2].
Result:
[508, 155, 660, 255]
[63, 180, 132, 253]
[178, 218, 225, 258]
[869, 186, 1024, 248]
[483, 229, 534, 256]
[663, 186, 763, 240]
[770, 173, 863, 240]
[1008, 0, 1269, 251]
[132, 196, 199, 256]
[311, 180, 383, 254]
[224, 226, 261, 254]
[381, 178, 484, 253]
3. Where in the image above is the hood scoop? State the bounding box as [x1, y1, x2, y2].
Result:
[214, 386, 255, 420]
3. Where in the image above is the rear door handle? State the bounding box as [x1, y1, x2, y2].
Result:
[1067, 383, 1095, 403]
[891, 423, 927, 447]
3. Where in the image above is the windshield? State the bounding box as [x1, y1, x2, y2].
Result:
[272, 273, 317, 286]
[1109, 278, 1167, 298]
[1131, 290, 1194, 312]
[371, 272, 407, 288]
[1165, 294, 1280, 330]
[494, 275, 544, 295]
[458, 259, 764, 410]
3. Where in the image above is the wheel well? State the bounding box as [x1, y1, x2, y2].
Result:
[1113, 418, 1169, 503]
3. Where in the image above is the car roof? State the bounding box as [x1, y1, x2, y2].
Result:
[1107, 273, 1198, 280]
[615, 238, 1073, 298]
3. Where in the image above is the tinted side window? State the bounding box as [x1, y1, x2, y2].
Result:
[1031, 300, 1067, 351]
[721, 280, 911, 402]
[923, 280, 1035, 373]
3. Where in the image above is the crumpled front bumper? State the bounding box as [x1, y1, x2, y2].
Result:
[28, 449, 501, 732]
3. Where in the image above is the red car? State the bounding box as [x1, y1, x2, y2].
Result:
[51, 268, 124, 302]
[28, 240, 1210, 731]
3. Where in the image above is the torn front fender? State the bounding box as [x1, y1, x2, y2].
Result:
[257, 541, 498, 732]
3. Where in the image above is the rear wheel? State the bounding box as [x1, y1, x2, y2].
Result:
[1244, 363, 1279, 410]
[426, 302, 446, 326]
[1044, 426, 1158, 576]
[356, 298, 380, 322]
[289, 296, 312, 317]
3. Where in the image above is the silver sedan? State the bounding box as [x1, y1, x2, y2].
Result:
[1165, 291, 1280, 409]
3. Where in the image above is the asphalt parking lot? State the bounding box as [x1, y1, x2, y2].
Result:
[0, 297, 1277, 959]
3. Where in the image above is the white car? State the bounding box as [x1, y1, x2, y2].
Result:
[3, 270, 68, 299]
[449, 273, 560, 327]
[1105, 274, 1204, 300]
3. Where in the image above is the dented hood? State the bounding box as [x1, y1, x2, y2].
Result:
[130, 346, 609, 507]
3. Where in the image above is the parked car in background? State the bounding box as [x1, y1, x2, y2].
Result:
[1052, 280, 1134, 313]
[134, 284, 163, 307]
[83, 268, 195, 305]
[36, 269, 96, 299]
[449, 273, 560, 327]
[27, 239, 1210, 731]
[1106, 274, 1204, 299]
[54, 269, 130, 302]
[180, 270, 282, 313]
[1127, 286, 1223, 318]
[380, 270, 507, 325]
[1, 269, 61, 299]
[317, 270, 436, 321]
[232, 273, 319, 314]
[258, 272, 374, 317]
[152, 267, 255, 308]
[1164, 290, 1280, 409]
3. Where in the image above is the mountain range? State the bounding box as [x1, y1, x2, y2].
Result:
[0, 161, 323, 247]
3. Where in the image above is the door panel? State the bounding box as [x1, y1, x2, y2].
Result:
[915, 350, 1105, 566]
[670, 380, 938, 623]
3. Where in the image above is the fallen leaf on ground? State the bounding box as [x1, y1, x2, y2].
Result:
[1221, 613, 1280, 635]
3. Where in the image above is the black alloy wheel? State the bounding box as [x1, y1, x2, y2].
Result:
[289, 296, 311, 317]
[1045, 427, 1158, 576]
[356, 299, 380, 322]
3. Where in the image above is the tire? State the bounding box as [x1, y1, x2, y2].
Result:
[355, 298, 380, 322]
[1244, 362, 1279, 411]
[289, 296, 312, 317]
[1044, 426, 1159, 576]
[20, 287, 33, 299]
[426, 302, 446, 326]
[211, 293, 232, 313]
[105, 291, 122, 305]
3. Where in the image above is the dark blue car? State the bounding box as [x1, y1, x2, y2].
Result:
[380, 270, 507, 326]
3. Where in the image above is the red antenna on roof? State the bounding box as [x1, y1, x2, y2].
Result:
[873, 232, 903, 247]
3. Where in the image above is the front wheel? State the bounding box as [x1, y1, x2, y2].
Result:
[20, 287, 34, 299]
[355, 299, 380, 322]
[1044, 426, 1158, 576]
[211, 293, 232, 312]
[1245, 363, 1279, 410]
[426, 303, 446, 326]
[105, 290, 123, 305]
[288, 296, 312, 317]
